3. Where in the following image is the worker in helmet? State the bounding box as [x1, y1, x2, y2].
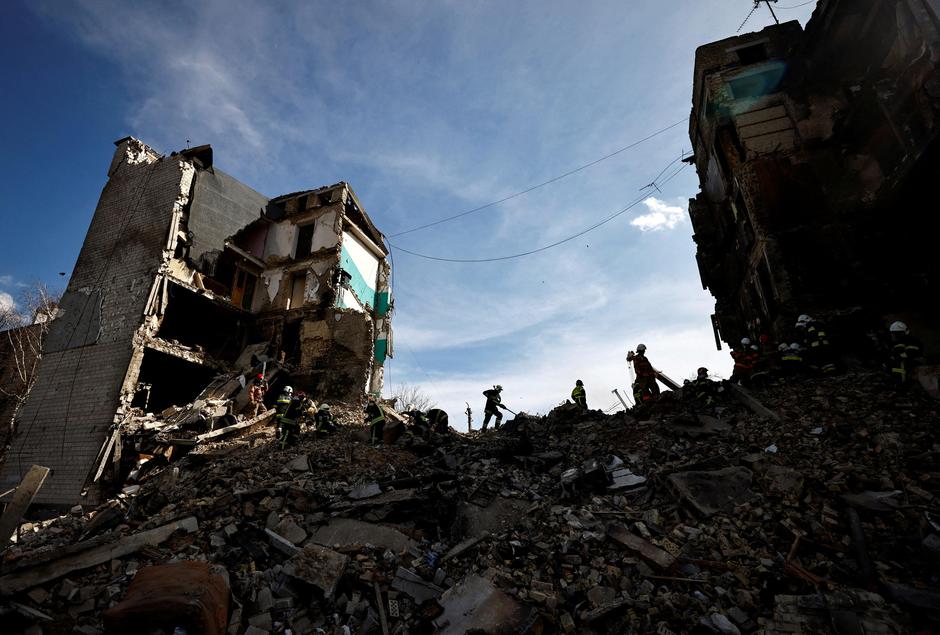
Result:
[275, 386, 293, 421]
[248, 373, 268, 418]
[627, 344, 660, 404]
[278, 389, 304, 448]
[571, 380, 587, 409]
[730, 337, 756, 384]
[314, 403, 336, 435]
[888, 321, 924, 385]
[365, 397, 387, 445]
[779, 343, 804, 375]
[691, 367, 718, 407]
[796, 314, 837, 374]
[427, 408, 450, 434]
[481, 385, 506, 431]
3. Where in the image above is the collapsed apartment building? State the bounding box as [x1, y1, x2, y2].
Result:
[0, 138, 392, 509]
[687, 0, 940, 348]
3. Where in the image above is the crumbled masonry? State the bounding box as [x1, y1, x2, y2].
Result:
[0, 137, 393, 508]
[1, 368, 938, 633]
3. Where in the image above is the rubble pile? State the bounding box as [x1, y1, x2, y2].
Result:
[1, 370, 939, 634]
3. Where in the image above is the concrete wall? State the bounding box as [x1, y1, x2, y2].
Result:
[0, 139, 189, 507]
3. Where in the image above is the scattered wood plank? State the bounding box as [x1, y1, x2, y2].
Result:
[606, 522, 676, 570]
[442, 532, 490, 562]
[196, 409, 274, 441]
[374, 582, 390, 635]
[0, 516, 198, 595]
[0, 465, 50, 544]
[728, 383, 781, 421]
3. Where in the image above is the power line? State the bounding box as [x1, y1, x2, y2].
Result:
[388, 162, 691, 263]
[776, 0, 815, 8]
[738, 3, 760, 32]
[389, 118, 687, 237]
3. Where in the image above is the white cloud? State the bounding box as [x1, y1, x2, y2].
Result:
[0, 275, 13, 287]
[631, 197, 686, 232]
[0, 291, 16, 312]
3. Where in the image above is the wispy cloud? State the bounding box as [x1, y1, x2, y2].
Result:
[0, 291, 15, 312]
[631, 197, 686, 232]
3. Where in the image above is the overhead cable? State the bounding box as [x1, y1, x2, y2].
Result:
[388, 163, 691, 263]
[389, 118, 687, 237]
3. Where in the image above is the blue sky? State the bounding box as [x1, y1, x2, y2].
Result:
[0, 1, 816, 422]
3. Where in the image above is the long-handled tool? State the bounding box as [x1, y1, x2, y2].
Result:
[499, 404, 519, 416]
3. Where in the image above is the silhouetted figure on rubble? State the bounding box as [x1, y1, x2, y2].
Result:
[314, 403, 336, 435]
[628, 344, 660, 405]
[571, 379, 587, 409]
[888, 321, 924, 386]
[690, 367, 718, 408]
[730, 338, 756, 384]
[278, 390, 304, 448]
[796, 314, 837, 374]
[365, 398, 386, 445]
[427, 408, 449, 434]
[248, 373, 267, 418]
[481, 385, 506, 431]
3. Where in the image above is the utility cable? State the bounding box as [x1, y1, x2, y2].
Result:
[389, 118, 687, 237]
[776, 1, 815, 8]
[389, 162, 691, 263]
[738, 4, 760, 32]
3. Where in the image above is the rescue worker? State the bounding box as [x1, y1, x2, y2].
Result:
[889, 321, 924, 386]
[406, 409, 430, 437]
[365, 398, 386, 445]
[627, 344, 660, 404]
[730, 338, 755, 384]
[691, 367, 717, 407]
[571, 380, 587, 409]
[248, 374, 267, 418]
[427, 408, 449, 434]
[295, 391, 316, 430]
[275, 386, 293, 423]
[279, 391, 304, 448]
[481, 385, 506, 431]
[796, 314, 837, 374]
[780, 342, 804, 377]
[314, 403, 336, 435]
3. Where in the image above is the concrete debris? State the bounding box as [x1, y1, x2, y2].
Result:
[0, 370, 936, 633]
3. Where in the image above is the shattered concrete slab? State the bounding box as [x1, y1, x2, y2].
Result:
[666, 466, 757, 517]
[282, 544, 348, 599]
[433, 574, 538, 635]
[307, 518, 418, 553]
[458, 497, 530, 537]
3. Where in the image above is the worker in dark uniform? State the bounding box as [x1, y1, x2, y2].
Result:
[889, 321, 924, 386]
[427, 408, 449, 434]
[481, 385, 505, 431]
[691, 367, 718, 407]
[365, 398, 386, 445]
[779, 343, 804, 376]
[571, 380, 587, 409]
[406, 409, 430, 437]
[730, 338, 755, 384]
[279, 391, 304, 448]
[314, 403, 336, 435]
[627, 344, 660, 404]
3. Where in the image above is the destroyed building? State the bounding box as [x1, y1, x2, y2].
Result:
[0, 138, 392, 508]
[687, 0, 940, 347]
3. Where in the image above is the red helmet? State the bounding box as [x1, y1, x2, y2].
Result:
[257, 373, 264, 379]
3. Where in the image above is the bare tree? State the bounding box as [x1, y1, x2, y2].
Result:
[0, 282, 61, 418]
[390, 383, 437, 413]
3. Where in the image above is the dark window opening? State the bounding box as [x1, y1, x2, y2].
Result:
[158, 283, 249, 361]
[736, 43, 768, 65]
[727, 67, 785, 100]
[231, 267, 257, 311]
[296, 223, 316, 259]
[281, 320, 301, 365]
[136, 348, 218, 413]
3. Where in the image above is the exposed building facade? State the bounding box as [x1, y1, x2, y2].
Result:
[0, 138, 392, 507]
[688, 0, 940, 346]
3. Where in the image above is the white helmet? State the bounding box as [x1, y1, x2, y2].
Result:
[889, 321, 908, 334]
[283, 386, 293, 395]
[778, 343, 789, 352]
[789, 343, 802, 351]
[636, 344, 647, 353]
[796, 314, 812, 327]
[741, 337, 751, 346]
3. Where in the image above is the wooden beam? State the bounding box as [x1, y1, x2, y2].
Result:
[728, 383, 781, 421]
[196, 409, 274, 442]
[0, 465, 50, 544]
[606, 522, 676, 570]
[0, 516, 198, 595]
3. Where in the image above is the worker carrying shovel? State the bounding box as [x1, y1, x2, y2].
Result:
[481, 384, 508, 431]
